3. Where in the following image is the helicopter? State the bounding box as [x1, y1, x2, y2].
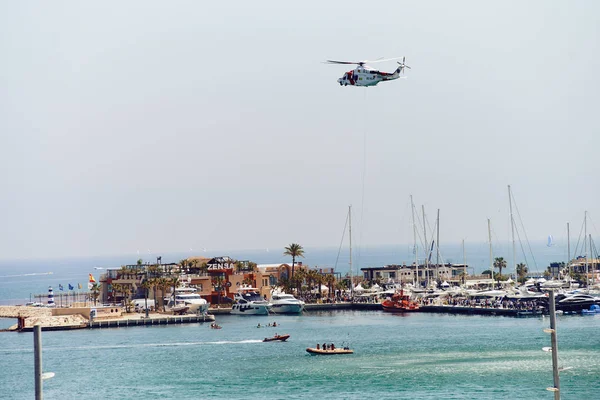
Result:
[325, 56, 410, 87]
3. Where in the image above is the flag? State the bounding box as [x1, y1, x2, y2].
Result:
[68, 284, 74, 290]
[89, 273, 96, 283]
[59, 284, 64, 291]
[78, 283, 82, 290]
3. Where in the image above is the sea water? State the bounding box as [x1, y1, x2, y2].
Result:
[1, 311, 599, 399]
[0, 244, 595, 399]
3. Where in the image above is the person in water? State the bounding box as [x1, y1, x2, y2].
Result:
[257, 323, 261, 328]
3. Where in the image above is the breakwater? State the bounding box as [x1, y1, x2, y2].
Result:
[89, 313, 216, 329]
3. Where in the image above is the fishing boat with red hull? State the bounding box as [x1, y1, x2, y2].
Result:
[381, 290, 420, 312]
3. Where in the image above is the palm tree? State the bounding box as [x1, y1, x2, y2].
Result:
[283, 243, 305, 279]
[178, 259, 188, 274]
[190, 259, 199, 274]
[141, 278, 152, 315]
[170, 276, 180, 306]
[121, 284, 133, 312]
[314, 273, 325, 299]
[292, 269, 307, 297]
[493, 257, 507, 286]
[212, 276, 225, 307]
[90, 283, 102, 305]
[516, 263, 528, 284]
[278, 277, 293, 294]
[111, 283, 122, 304]
[157, 277, 170, 311]
[325, 274, 336, 299]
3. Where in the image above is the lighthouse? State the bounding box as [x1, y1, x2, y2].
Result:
[47, 286, 55, 306]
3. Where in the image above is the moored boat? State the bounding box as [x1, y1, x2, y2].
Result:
[270, 292, 305, 314]
[231, 287, 272, 315]
[381, 290, 420, 312]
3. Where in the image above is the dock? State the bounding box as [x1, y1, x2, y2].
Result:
[89, 314, 215, 329]
[418, 305, 545, 317]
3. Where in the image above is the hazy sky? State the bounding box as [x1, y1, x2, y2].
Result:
[1, 1, 598, 259]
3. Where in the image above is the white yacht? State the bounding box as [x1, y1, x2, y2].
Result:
[165, 287, 210, 314]
[270, 292, 305, 314]
[555, 293, 598, 312]
[231, 287, 272, 315]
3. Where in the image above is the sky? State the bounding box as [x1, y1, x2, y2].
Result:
[1, 1, 598, 260]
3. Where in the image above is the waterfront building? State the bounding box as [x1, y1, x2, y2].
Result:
[94, 256, 341, 309]
[361, 263, 470, 286]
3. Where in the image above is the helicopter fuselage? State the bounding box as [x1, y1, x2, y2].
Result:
[337, 66, 400, 87]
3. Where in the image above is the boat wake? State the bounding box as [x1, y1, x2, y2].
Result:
[0, 272, 53, 278]
[0, 339, 265, 354]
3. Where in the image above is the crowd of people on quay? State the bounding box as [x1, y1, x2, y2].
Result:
[419, 296, 544, 311]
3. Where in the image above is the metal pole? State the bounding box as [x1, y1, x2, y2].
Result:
[548, 290, 560, 399]
[34, 324, 43, 400]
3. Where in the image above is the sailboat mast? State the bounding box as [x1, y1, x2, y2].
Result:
[422, 205, 428, 288]
[590, 233, 594, 287]
[567, 222, 571, 280]
[508, 185, 516, 284]
[411, 196, 418, 287]
[488, 219, 493, 281]
[436, 209, 440, 282]
[585, 211, 588, 290]
[349, 205, 353, 297]
[462, 238, 467, 282]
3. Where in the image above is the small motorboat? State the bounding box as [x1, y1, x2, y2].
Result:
[306, 347, 353, 355]
[263, 334, 290, 342]
[210, 323, 222, 329]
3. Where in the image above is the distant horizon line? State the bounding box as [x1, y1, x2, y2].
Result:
[0, 238, 572, 263]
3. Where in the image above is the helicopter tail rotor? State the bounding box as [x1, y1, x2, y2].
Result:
[396, 57, 411, 74]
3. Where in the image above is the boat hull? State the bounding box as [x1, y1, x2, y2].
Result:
[381, 300, 420, 313]
[270, 304, 304, 314]
[306, 348, 353, 355]
[263, 334, 290, 342]
[230, 304, 271, 315]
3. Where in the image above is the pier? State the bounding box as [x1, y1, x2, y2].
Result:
[89, 314, 215, 329]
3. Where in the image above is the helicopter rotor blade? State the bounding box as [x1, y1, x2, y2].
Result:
[368, 56, 406, 64]
[325, 56, 406, 66]
[324, 60, 364, 65]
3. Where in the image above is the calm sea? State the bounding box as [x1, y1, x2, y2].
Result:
[0, 244, 596, 399]
[1, 311, 599, 399]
